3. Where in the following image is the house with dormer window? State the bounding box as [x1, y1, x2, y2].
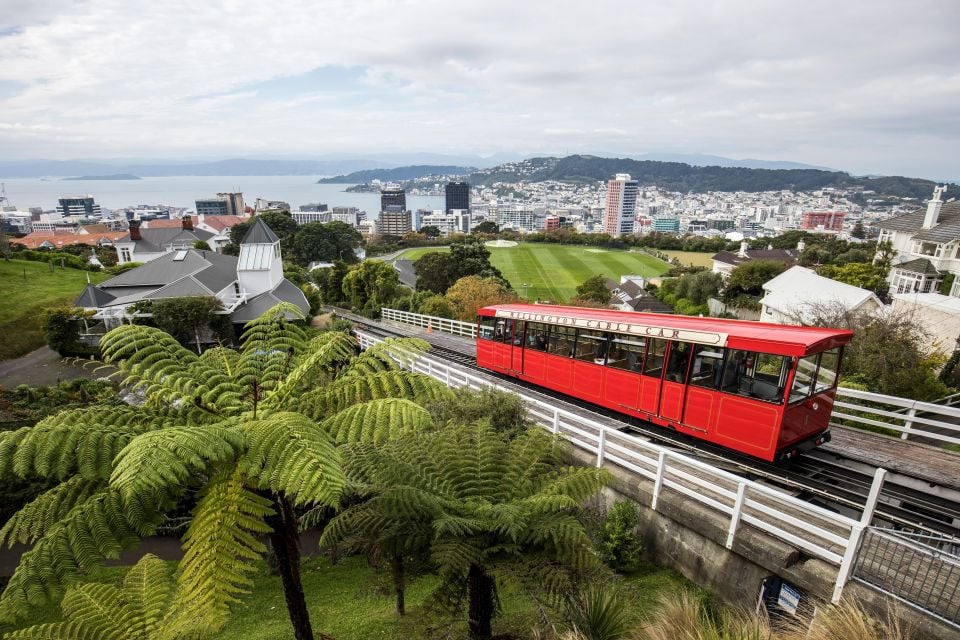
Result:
[876, 186, 960, 295]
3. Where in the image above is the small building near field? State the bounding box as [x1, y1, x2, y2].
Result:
[759, 266, 882, 325]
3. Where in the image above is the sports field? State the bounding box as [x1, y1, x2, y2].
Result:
[661, 250, 715, 268]
[398, 244, 670, 302]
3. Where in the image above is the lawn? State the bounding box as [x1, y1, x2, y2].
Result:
[398, 244, 670, 302]
[0, 259, 108, 361]
[661, 250, 716, 268]
[11, 555, 696, 639]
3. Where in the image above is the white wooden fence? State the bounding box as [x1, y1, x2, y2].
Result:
[379, 308, 960, 447]
[357, 330, 882, 603]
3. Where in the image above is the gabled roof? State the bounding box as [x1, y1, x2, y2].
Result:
[118, 227, 214, 252]
[712, 249, 798, 268]
[760, 266, 881, 320]
[230, 280, 309, 322]
[876, 201, 960, 244]
[199, 215, 246, 232]
[241, 217, 279, 244]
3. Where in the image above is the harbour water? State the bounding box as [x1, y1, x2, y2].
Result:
[0, 176, 445, 219]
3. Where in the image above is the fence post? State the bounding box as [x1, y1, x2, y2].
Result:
[832, 467, 886, 603]
[596, 428, 606, 467]
[901, 407, 916, 440]
[726, 483, 747, 549]
[552, 409, 560, 434]
[651, 451, 667, 511]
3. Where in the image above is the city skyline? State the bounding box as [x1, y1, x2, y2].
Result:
[1, 0, 957, 180]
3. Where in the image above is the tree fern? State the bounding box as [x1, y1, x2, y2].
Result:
[320, 398, 434, 445]
[265, 331, 356, 409]
[178, 467, 273, 629]
[0, 477, 103, 547]
[297, 370, 453, 421]
[240, 412, 345, 508]
[338, 337, 432, 379]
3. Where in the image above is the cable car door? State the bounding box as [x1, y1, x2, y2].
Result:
[511, 321, 525, 373]
[658, 341, 691, 423]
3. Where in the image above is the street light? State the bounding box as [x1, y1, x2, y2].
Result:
[522, 283, 531, 300]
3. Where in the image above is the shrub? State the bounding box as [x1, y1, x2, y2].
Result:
[568, 583, 632, 640]
[596, 501, 643, 573]
[40, 307, 96, 357]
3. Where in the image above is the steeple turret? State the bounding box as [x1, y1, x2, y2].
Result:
[237, 217, 283, 297]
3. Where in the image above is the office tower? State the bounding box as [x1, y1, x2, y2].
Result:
[602, 174, 639, 237]
[380, 188, 406, 212]
[57, 196, 102, 218]
[377, 209, 413, 236]
[445, 181, 470, 213]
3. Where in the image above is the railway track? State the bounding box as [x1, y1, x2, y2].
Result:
[344, 313, 960, 541]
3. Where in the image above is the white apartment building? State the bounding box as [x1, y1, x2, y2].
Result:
[420, 210, 471, 236]
[495, 205, 537, 231]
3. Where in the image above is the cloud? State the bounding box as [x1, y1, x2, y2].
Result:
[0, 0, 958, 178]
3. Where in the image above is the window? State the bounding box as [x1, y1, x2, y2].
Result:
[814, 348, 840, 393]
[790, 354, 818, 402]
[574, 330, 609, 363]
[643, 338, 667, 378]
[546, 326, 575, 357]
[723, 349, 790, 403]
[120, 247, 132, 263]
[607, 335, 646, 372]
[525, 322, 548, 350]
[494, 319, 514, 344]
[478, 317, 497, 340]
[512, 321, 525, 346]
[665, 341, 693, 382]
[689, 345, 725, 389]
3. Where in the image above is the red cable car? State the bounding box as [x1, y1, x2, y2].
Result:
[475, 304, 853, 462]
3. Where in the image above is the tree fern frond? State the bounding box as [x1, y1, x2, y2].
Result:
[122, 553, 173, 639]
[266, 332, 356, 408]
[110, 425, 246, 503]
[321, 398, 433, 445]
[339, 337, 432, 379]
[0, 490, 161, 623]
[241, 412, 345, 507]
[0, 477, 104, 547]
[198, 347, 240, 376]
[177, 467, 273, 629]
[297, 370, 453, 421]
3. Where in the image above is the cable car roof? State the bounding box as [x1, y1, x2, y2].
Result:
[478, 304, 853, 356]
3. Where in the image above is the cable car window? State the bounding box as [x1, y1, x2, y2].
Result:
[478, 317, 497, 340]
[512, 321, 525, 346]
[643, 338, 667, 377]
[723, 349, 789, 403]
[815, 348, 840, 393]
[665, 341, 693, 383]
[790, 353, 818, 402]
[494, 319, 512, 344]
[689, 345, 725, 389]
[607, 335, 646, 372]
[547, 325, 575, 357]
[574, 330, 609, 363]
[525, 322, 548, 350]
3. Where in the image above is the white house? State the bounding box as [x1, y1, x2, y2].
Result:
[114, 216, 216, 264]
[759, 266, 882, 325]
[891, 293, 960, 355]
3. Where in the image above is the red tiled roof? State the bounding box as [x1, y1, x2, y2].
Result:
[14, 231, 128, 249]
[143, 216, 193, 229]
[199, 215, 246, 232]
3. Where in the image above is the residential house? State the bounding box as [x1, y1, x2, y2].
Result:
[876, 186, 960, 296]
[14, 226, 128, 250]
[890, 293, 960, 355]
[606, 277, 673, 314]
[114, 216, 216, 264]
[76, 218, 309, 333]
[758, 266, 882, 325]
[711, 241, 800, 278]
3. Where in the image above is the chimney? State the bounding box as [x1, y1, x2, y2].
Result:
[922, 185, 947, 229]
[182, 215, 194, 231]
[129, 220, 142, 241]
[797, 239, 806, 252]
[738, 241, 749, 258]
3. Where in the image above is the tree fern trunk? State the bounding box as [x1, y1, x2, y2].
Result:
[268, 494, 314, 640]
[467, 563, 494, 640]
[391, 554, 405, 616]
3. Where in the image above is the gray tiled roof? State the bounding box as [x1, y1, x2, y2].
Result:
[230, 279, 308, 323]
[893, 257, 941, 276]
[711, 249, 798, 267]
[876, 201, 960, 244]
[145, 276, 214, 299]
[101, 250, 232, 287]
[75, 283, 116, 308]
[241, 218, 280, 244]
[119, 227, 215, 252]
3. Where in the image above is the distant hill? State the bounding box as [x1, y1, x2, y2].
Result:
[627, 152, 834, 171]
[468, 155, 957, 199]
[62, 173, 141, 180]
[317, 165, 477, 183]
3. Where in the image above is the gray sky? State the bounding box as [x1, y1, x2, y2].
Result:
[1, 0, 958, 179]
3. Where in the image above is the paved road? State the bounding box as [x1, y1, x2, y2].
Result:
[0, 347, 111, 388]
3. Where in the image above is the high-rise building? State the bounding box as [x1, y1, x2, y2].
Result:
[801, 211, 845, 232]
[602, 174, 639, 237]
[300, 203, 328, 212]
[196, 192, 246, 217]
[377, 209, 413, 236]
[218, 192, 246, 217]
[380, 188, 406, 212]
[445, 182, 470, 213]
[57, 196, 102, 219]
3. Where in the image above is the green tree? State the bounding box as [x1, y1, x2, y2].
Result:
[311, 262, 351, 307]
[325, 424, 608, 640]
[817, 263, 889, 298]
[0, 305, 451, 640]
[450, 237, 506, 284]
[291, 221, 362, 266]
[413, 251, 457, 294]
[445, 276, 518, 322]
[851, 220, 866, 239]
[472, 221, 499, 235]
[149, 296, 224, 354]
[342, 260, 403, 317]
[40, 307, 95, 357]
[420, 294, 455, 319]
[227, 212, 299, 256]
[571, 274, 612, 305]
[420, 225, 442, 239]
[674, 270, 723, 306]
[723, 260, 786, 302]
[193, 240, 212, 250]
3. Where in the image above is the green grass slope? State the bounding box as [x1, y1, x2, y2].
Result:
[397, 244, 669, 302]
[0, 259, 108, 361]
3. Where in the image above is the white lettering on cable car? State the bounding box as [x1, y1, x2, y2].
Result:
[494, 310, 728, 346]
